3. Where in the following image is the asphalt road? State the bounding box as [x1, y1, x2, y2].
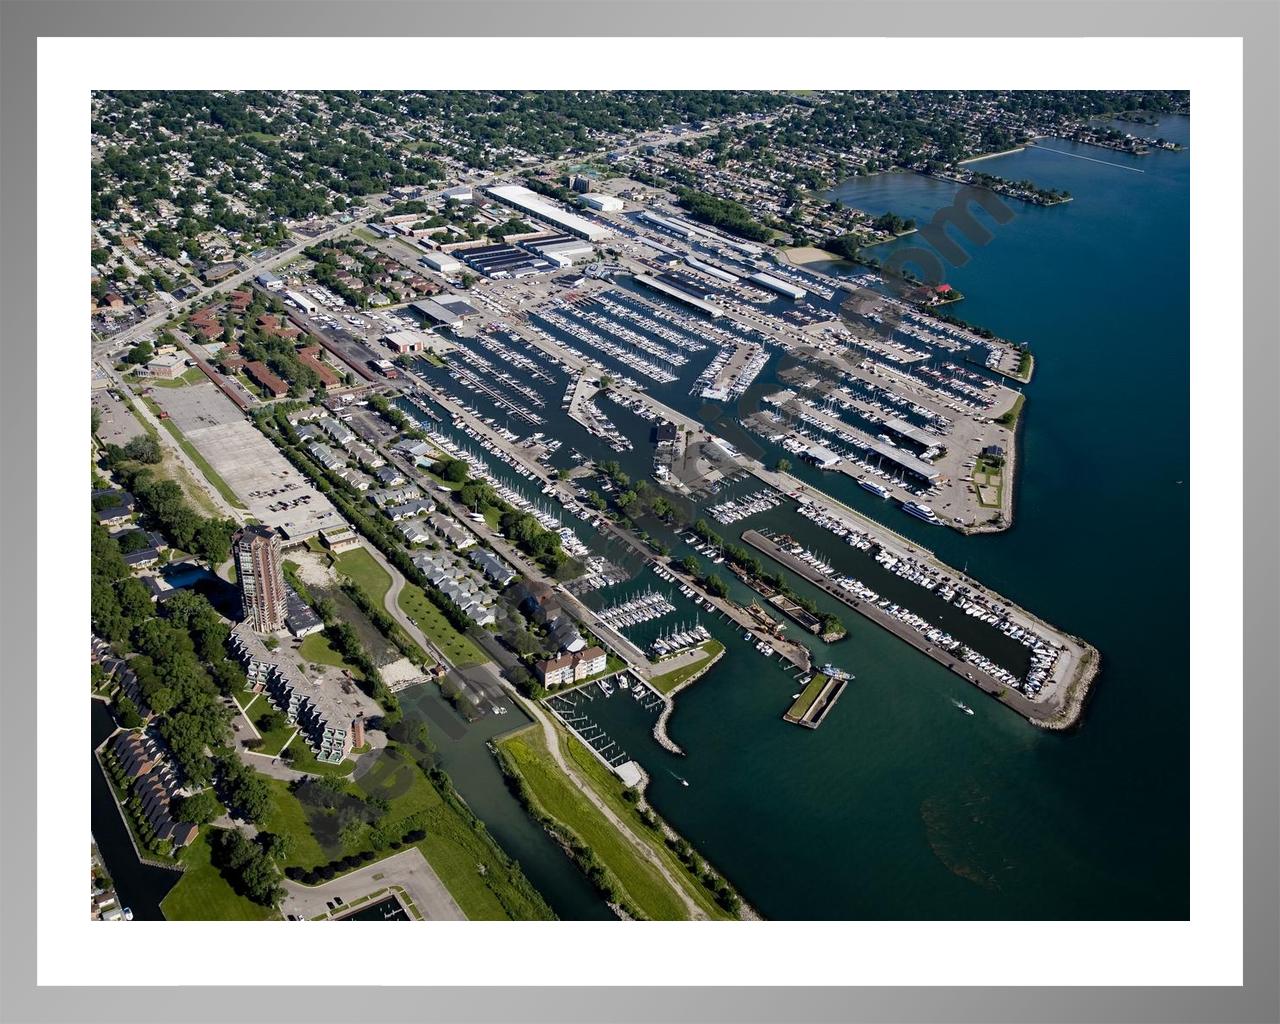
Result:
[280, 846, 465, 922]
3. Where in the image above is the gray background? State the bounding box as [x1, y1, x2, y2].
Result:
[1, 2, 1275, 1021]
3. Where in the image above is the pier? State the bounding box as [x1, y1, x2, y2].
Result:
[741, 529, 1093, 726]
[783, 672, 848, 729]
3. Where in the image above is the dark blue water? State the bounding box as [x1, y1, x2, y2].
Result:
[90, 700, 181, 920]
[572, 117, 1191, 920]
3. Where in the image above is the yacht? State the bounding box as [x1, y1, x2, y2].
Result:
[952, 699, 975, 716]
[902, 500, 943, 525]
[859, 479, 891, 499]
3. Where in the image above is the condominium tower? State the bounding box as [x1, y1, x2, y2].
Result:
[233, 525, 287, 633]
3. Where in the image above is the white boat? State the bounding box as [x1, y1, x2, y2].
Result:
[952, 699, 975, 716]
[860, 479, 891, 499]
[902, 500, 943, 525]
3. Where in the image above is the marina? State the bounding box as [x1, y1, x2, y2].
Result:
[594, 589, 677, 631]
[74, 82, 1207, 936]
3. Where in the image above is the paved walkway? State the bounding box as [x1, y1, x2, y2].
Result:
[360, 541, 445, 667]
[514, 690, 707, 921]
[280, 846, 465, 921]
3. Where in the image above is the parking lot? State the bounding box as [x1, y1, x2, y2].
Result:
[147, 378, 243, 433]
[150, 381, 345, 538]
[91, 388, 147, 446]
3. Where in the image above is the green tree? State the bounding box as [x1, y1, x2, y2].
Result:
[175, 790, 222, 825]
[339, 820, 366, 851]
[114, 694, 144, 729]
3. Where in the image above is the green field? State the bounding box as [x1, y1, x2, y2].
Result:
[259, 778, 331, 869]
[286, 739, 357, 778]
[256, 745, 553, 920]
[160, 832, 280, 921]
[259, 746, 438, 872]
[246, 699, 296, 757]
[298, 632, 363, 677]
[560, 730, 734, 919]
[116, 398, 222, 517]
[397, 583, 487, 668]
[148, 367, 206, 389]
[331, 547, 392, 603]
[785, 673, 829, 720]
[499, 727, 689, 920]
[649, 640, 724, 695]
[972, 457, 1005, 509]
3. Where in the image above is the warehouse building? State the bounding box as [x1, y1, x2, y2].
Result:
[632, 273, 725, 319]
[382, 329, 432, 354]
[802, 444, 842, 470]
[748, 272, 807, 300]
[418, 250, 463, 275]
[637, 209, 695, 239]
[658, 270, 719, 302]
[285, 289, 317, 314]
[485, 184, 613, 242]
[457, 241, 551, 278]
[523, 233, 595, 265]
[580, 192, 623, 212]
[408, 299, 460, 326]
[685, 255, 740, 284]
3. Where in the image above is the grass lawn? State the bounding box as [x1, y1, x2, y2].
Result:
[649, 640, 724, 695]
[298, 632, 364, 678]
[247, 701, 296, 757]
[499, 727, 690, 920]
[412, 781, 554, 921]
[426, 470, 465, 492]
[332, 547, 392, 604]
[149, 367, 206, 389]
[259, 743, 553, 920]
[397, 583, 487, 668]
[160, 831, 280, 921]
[559, 730, 734, 920]
[285, 739, 357, 778]
[785, 673, 829, 720]
[263, 745, 440, 872]
[259, 778, 334, 870]
[972, 457, 1004, 509]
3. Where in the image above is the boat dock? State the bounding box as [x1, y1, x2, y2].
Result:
[742, 528, 1066, 723]
[782, 672, 848, 729]
[768, 592, 823, 635]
